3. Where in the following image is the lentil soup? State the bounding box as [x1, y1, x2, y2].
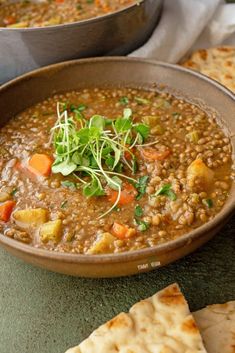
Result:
[0, 88, 233, 255]
[0, 0, 136, 28]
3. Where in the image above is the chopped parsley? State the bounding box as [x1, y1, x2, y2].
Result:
[119, 96, 129, 105]
[135, 176, 149, 200]
[61, 200, 68, 209]
[135, 205, 143, 217]
[10, 188, 18, 196]
[134, 219, 149, 232]
[202, 199, 213, 208]
[155, 183, 177, 201]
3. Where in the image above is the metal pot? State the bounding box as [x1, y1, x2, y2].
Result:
[0, 0, 163, 83]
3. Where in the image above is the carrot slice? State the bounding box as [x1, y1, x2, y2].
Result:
[142, 147, 171, 161]
[0, 201, 16, 222]
[3, 15, 16, 25]
[95, 0, 110, 12]
[112, 222, 136, 240]
[124, 146, 136, 161]
[107, 182, 137, 206]
[28, 154, 53, 177]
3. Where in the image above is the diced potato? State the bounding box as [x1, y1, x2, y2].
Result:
[187, 159, 214, 190]
[0, 192, 11, 202]
[142, 115, 159, 127]
[154, 98, 171, 109]
[87, 232, 115, 255]
[125, 228, 136, 238]
[43, 16, 61, 26]
[0, 147, 7, 156]
[150, 124, 165, 135]
[13, 208, 48, 226]
[186, 130, 199, 143]
[7, 22, 28, 28]
[40, 220, 62, 243]
[111, 222, 137, 240]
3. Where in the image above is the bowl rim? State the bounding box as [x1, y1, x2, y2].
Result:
[0, 0, 151, 32]
[0, 56, 234, 264]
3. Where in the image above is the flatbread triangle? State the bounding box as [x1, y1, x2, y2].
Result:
[65, 283, 207, 353]
[181, 46, 235, 93]
[194, 301, 235, 353]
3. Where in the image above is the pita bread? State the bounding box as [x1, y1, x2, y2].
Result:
[65, 283, 207, 353]
[194, 301, 235, 353]
[181, 46, 235, 93]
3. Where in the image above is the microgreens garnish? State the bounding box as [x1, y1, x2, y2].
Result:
[61, 180, 78, 190]
[70, 103, 87, 113]
[155, 183, 177, 201]
[50, 103, 150, 218]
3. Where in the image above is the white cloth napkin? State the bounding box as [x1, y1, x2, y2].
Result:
[130, 0, 235, 63]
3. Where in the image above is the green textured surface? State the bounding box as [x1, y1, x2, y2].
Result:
[0, 216, 234, 353]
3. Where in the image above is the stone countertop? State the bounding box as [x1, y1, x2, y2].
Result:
[0, 216, 234, 353]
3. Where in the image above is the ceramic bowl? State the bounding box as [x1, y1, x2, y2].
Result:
[0, 0, 163, 83]
[0, 57, 234, 277]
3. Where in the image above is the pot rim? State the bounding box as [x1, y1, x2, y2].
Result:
[0, 57, 234, 264]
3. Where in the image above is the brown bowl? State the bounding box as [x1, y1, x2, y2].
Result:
[0, 0, 163, 83]
[0, 57, 234, 277]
